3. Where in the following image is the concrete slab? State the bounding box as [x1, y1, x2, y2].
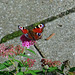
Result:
[37, 13, 75, 67]
[0, 0, 75, 71]
[0, 0, 75, 39]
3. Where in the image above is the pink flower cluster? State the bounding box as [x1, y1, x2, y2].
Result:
[13, 45, 24, 55]
[20, 35, 36, 48]
[41, 58, 61, 67]
[0, 43, 24, 58]
[0, 44, 14, 58]
[25, 58, 36, 67]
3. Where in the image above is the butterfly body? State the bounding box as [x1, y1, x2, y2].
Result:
[18, 24, 45, 40]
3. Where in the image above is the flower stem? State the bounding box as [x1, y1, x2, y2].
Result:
[8, 57, 18, 74]
[34, 43, 45, 58]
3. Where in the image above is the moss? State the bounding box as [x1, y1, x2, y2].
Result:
[0, 30, 23, 44]
[11, 30, 23, 37]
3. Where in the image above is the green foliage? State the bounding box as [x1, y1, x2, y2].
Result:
[27, 49, 36, 55]
[25, 70, 37, 75]
[18, 62, 25, 67]
[0, 71, 13, 75]
[47, 67, 57, 72]
[42, 68, 46, 73]
[42, 67, 58, 74]
[69, 67, 75, 72]
[19, 54, 32, 59]
[56, 68, 64, 74]
[61, 64, 65, 71]
[0, 30, 23, 44]
[16, 72, 24, 75]
[32, 70, 41, 73]
[0, 60, 13, 70]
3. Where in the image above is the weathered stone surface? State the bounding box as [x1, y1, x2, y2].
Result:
[37, 13, 75, 67]
[0, 0, 75, 71]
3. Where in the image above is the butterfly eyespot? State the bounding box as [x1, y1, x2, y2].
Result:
[38, 24, 44, 28]
[40, 24, 42, 27]
[18, 24, 45, 40]
[37, 33, 41, 36]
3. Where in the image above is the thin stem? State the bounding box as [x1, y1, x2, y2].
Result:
[8, 57, 18, 74]
[34, 43, 45, 58]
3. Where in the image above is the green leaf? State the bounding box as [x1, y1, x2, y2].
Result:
[25, 70, 37, 75]
[61, 64, 65, 71]
[48, 67, 58, 72]
[42, 68, 46, 73]
[16, 72, 24, 75]
[0, 60, 13, 70]
[69, 67, 75, 72]
[26, 49, 36, 55]
[8, 55, 13, 59]
[8, 56, 21, 63]
[18, 62, 25, 67]
[0, 63, 7, 70]
[56, 68, 64, 74]
[33, 70, 41, 73]
[33, 70, 43, 74]
[3, 60, 13, 66]
[13, 59, 21, 63]
[19, 54, 32, 59]
[0, 71, 13, 75]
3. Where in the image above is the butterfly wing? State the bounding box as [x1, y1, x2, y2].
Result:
[18, 24, 45, 40]
[33, 24, 45, 33]
[18, 25, 28, 34]
[31, 24, 45, 40]
[18, 25, 34, 40]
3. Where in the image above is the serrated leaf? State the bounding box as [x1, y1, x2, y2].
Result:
[27, 49, 36, 55]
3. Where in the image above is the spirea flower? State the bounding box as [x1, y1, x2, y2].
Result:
[14, 45, 24, 55]
[0, 44, 14, 58]
[20, 35, 36, 48]
[41, 58, 61, 68]
[25, 58, 36, 67]
[0, 44, 24, 58]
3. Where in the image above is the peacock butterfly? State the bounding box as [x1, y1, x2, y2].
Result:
[18, 24, 45, 40]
